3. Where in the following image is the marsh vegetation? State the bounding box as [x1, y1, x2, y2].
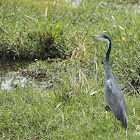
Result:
[0, 0, 140, 139]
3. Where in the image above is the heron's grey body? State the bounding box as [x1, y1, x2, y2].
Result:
[91, 34, 128, 129]
[105, 60, 127, 129]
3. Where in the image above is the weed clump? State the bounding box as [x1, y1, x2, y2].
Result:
[0, 2, 68, 60]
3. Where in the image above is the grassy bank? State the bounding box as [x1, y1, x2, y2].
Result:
[0, 0, 140, 60]
[0, 0, 140, 139]
[0, 0, 70, 60]
[0, 60, 140, 139]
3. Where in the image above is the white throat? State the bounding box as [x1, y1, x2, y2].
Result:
[99, 38, 110, 48]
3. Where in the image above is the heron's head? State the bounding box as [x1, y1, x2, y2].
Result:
[90, 34, 111, 45]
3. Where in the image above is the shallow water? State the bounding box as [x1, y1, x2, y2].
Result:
[0, 60, 29, 90]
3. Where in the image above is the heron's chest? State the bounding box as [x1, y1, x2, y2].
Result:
[105, 79, 120, 100]
[105, 80, 111, 88]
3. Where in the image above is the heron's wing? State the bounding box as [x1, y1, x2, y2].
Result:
[105, 79, 127, 120]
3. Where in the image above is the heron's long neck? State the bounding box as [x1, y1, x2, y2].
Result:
[106, 41, 111, 62]
[105, 41, 113, 80]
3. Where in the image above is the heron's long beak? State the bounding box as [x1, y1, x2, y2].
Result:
[90, 35, 106, 42]
[90, 35, 110, 46]
[90, 35, 101, 38]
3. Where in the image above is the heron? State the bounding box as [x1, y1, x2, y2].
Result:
[90, 34, 128, 130]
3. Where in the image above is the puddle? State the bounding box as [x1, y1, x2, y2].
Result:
[0, 72, 27, 90]
[0, 60, 30, 90]
[0, 60, 50, 90]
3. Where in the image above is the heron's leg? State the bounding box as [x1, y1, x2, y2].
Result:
[105, 105, 111, 111]
[114, 117, 116, 133]
[125, 128, 127, 140]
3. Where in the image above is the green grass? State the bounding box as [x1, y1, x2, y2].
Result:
[0, 0, 140, 139]
[1, 60, 140, 139]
